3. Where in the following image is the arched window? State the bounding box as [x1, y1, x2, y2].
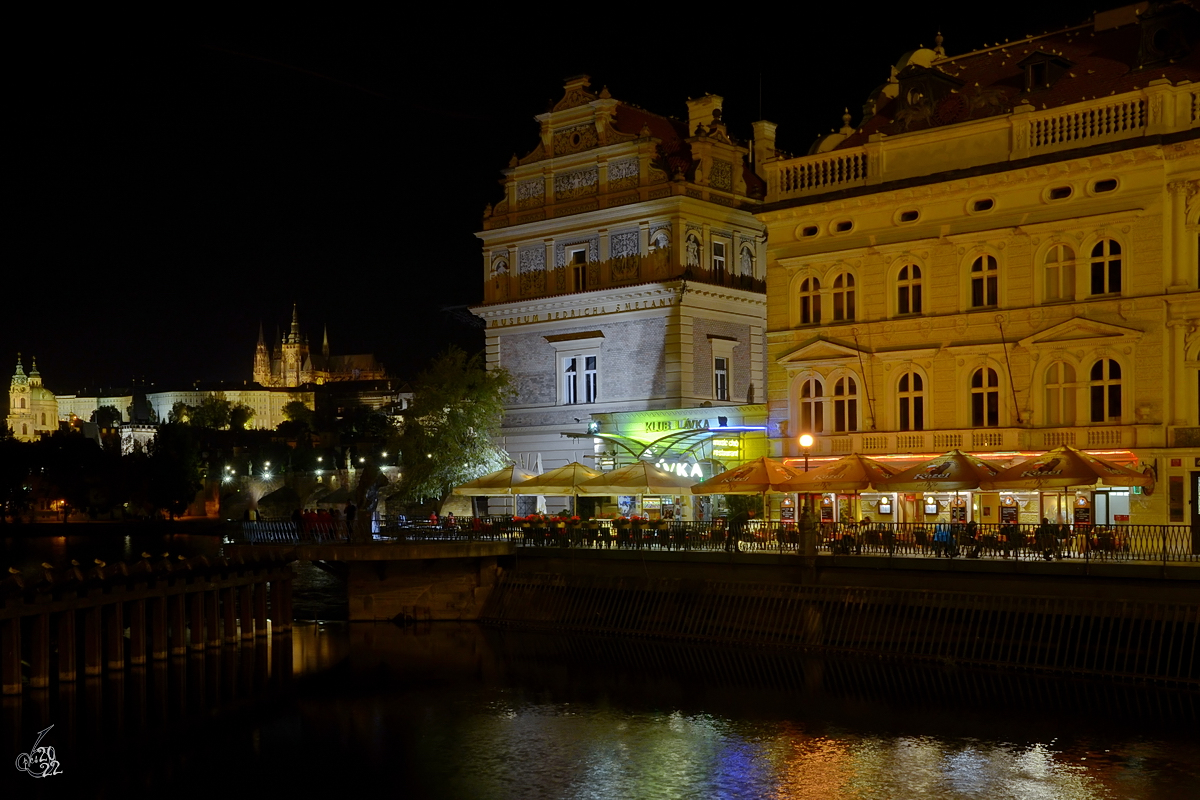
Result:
[833, 376, 859, 432]
[22, 423, 27, 436]
[40, 413, 46, 425]
[897, 370, 925, 431]
[798, 277, 821, 325]
[17, 397, 25, 409]
[1089, 359, 1122, 422]
[970, 367, 1000, 427]
[971, 255, 998, 308]
[1090, 239, 1122, 295]
[1044, 362, 1076, 425]
[1043, 244, 1075, 302]
[832, 273, 855, 321]
[798, 376, 824, 434]
[896, 264, 922, 315]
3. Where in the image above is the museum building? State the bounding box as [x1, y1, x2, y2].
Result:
[757, 3, 1200, 527]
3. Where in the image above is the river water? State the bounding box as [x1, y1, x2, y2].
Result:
[3, 532, 1200, 798]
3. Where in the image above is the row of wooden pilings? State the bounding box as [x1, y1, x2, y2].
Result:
[1, 553, 295, 694]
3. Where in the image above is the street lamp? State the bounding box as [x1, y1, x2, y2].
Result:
[799, 433, 814, 511]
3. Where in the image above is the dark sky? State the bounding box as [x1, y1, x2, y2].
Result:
[7, 3, 1107, 395]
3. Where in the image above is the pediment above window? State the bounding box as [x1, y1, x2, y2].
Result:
[1018, 317, 1142, 349]
[778, 338, 866, 367]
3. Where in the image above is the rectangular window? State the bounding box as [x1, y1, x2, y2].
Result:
[713, 242, 726, 280]
[714, 357, 728, 401]
[571, 250, 587, 292]
[563, 357, 578, 405]
[585, 356, 597, 403]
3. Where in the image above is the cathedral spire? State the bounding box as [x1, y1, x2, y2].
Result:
[257, 321, 265, 346]
[290, 304, 301, 342]
[11, 353, 27, 385]
[28, 357, 41, 387]
[322, 325, 330, 357]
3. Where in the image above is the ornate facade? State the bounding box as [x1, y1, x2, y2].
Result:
[6, 355, 58, 441]
[472, 77, 773, 512]
[252, 305, 386, 387]
[760, 3, 1200, 526]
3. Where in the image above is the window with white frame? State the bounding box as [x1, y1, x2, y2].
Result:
[798, 376, 825, 434]
[897, 369, 925, 431]
[1089, 359, 1121, 422]
[1089, 239, 1122, 295]
[713, 242, 726, 281]
[546, 333, 604, 406]
[714, 357, 729, 401]
[833, 376, 859, 432]
[970, 367, 1000, 427]
[1043, 362, 1076, 425]
[710, 337, 737, 403]
[896, 264, 922, 315]
[1043, 244, 1075, 302]
[971, 255, 999, 308]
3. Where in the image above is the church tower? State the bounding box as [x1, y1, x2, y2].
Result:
[7, 354, 58, 441]
[253, 323, 271, 385]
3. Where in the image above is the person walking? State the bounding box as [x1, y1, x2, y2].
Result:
[344, 501, 357, 538]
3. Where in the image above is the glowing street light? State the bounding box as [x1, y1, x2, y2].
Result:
[799, 433, 814, 511]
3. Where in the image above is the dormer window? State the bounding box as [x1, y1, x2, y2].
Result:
[1018, 51, 1072, 92]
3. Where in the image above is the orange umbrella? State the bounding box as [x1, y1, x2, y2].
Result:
[872, 449, 1000, 492]
[779, 454, 899, 493]
[978, 445, 1153, 491]
[690, 457, 805, 496]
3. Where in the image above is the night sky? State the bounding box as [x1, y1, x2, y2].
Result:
[7, 3, 1106, 397]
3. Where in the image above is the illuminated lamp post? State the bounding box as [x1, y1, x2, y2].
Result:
[799, 434, 814, 512]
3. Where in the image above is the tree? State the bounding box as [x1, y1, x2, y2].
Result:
[397, 346, 514, 505]
[229, 403, 255, 431]
[92, 405, 122, 428]
[146, 422, 204, 519]
[279, 400, 315, 438]
[191, 396, 232, 429]
[168, 402, 195, 424]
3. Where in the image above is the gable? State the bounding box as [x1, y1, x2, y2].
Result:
[1018, 317, 1143, 349]
[778, 338, 866, 367]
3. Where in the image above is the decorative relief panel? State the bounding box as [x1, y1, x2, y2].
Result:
[518, 247, 545, 274]
[710, 159, 733, 191]
[555, 167, 599, 201]
[517, 179, 544, 208]
[608, 158, 639, 190]
[610, 231, 640, 259]
[553, 124, 599, 156]
[519, 271, 545, 295]
[612, 257, 640, 281]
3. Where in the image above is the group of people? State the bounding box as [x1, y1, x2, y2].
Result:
[290, 502, 357, 533]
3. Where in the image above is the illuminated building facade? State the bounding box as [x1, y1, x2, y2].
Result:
[759, 3, 1200, 526]
[472, 77, 772, 512]
[252, 305, 386, 387]
[6, 355, 58, 441]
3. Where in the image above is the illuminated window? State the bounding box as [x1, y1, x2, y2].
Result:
[1089, 359, 1121, 423]
[1044, 362, 1076, 425]
[798, 277, 821, 325]
[832, 273, 855, 321]
[833, 376, 859, 432]
[1043, 244, 1075, 302]
[1090, 239, 1122, 295]
[799, 376, 824, 434]
[897, 370, 925, 431]
[896, 264, 922, 315]
[712, 242, 726, 281]
[971, 255, 998, 308]
[970, 367, 1000, 427]
[714, 357, 729, 401]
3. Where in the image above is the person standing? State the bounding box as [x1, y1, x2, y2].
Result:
[345, 501, 357, 537]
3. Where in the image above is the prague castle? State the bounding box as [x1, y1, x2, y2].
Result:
[252, 305, 386, 388]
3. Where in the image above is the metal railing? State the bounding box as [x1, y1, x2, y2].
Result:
[228, 517, 1200, 563]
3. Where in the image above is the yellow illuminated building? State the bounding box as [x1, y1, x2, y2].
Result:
[6, 355, 58, 441]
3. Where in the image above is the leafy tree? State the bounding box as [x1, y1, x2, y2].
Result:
[282, 400, 315, 427]
[168, 401, 194, 424]
[92, 405, 122, 428]
[397, 346, 514, 505]
[229, 403, 255, 431]
[191, 396, 232, 430]
[336, 402, 395, 444]
[146, 422, 204, 519]
[0, 436, 32, 523]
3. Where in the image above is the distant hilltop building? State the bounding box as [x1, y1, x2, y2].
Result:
[253, 305, 386, 387]
[6, 355, 58, 441]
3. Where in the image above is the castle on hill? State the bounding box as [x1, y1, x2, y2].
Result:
[253, 306, 387, 387]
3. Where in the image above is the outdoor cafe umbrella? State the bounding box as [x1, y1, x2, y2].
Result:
[577, 461, 697, 496]
[511, 462, 602, 515]
[871, 449, 1000, 492]
[779, 453, 899, 494]
[691, 456, 806, 520]
[977, 445, 1154, 491]
[452, 465, 538, 515]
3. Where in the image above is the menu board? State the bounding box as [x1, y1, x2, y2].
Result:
[821, 504, 834, 522]
[1000, 504, 1018, 524]
[781, 505, 795, 522]
[951, 505, 967, 523]
[1073, 506, 1092, 526]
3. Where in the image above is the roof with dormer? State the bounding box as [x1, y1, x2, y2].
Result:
[835, 1, 1200, 150]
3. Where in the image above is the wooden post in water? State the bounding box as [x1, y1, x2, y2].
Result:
[150, 595, 168, 660]
[57, 610, 77, 682]
[239, 584, 254, 640]
[128, 599, 146, 665]
[83, 606, 103, 676]
[253, 579, 268, 637]
[270, 576, 292, 633]
[222, 587, 238, 644]
[169, 593, 187, 656]
[205, 590, 221, 648]
[106, 601, 125, 670]
[188, 593, 205, 651]
[29, 612, 51, 689]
